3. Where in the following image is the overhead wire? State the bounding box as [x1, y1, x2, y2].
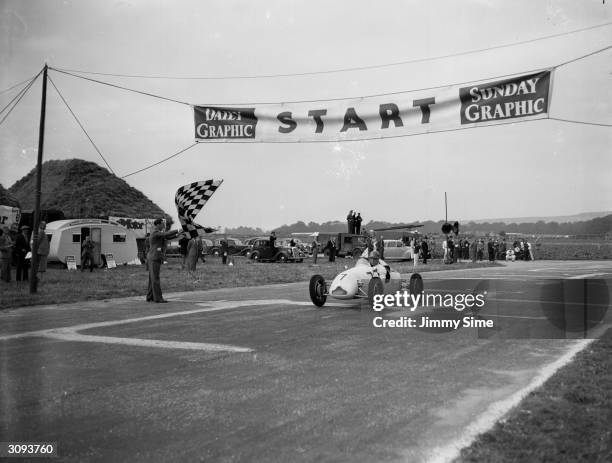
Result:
[0, 70, 42, 127]
[47, 74, 116, 175]
[0, 72, 40, 96]
[120, 143, 198, 178]
[48, 67, 190, 106]
[51, 21, 612, 80]
[48, 43, 612, 107]
[548, 117, 612, 127]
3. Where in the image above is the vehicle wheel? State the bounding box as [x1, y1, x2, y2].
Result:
[367, 277, 384, 309]
[309, 275, 327, 307]
[277, 253, 288, 263]
[250, 251, 259, 261]
[352, 248, 362, 258]
[410, 273, 423, 295]
[212, 249, 220, 257]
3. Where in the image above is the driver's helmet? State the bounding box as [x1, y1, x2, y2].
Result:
[368, 250, 380, 265]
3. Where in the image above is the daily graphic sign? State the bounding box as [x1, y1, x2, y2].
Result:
[193, 70, 552, 142]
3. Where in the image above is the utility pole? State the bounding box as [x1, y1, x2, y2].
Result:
[445, 192, 448, 223]
[30, 64, 48, 294]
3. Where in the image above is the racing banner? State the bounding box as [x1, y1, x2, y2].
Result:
[193, 69, 552, 142]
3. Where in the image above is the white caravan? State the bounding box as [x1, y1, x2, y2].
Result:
[46, 219, 139, 267]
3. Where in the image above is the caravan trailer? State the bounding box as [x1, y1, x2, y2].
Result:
[46, 219, 139, 267]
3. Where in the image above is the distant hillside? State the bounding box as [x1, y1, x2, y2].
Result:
[469, 211, 612, 224]
[0, 183, 20, 207]
[9, 159, 171, 222]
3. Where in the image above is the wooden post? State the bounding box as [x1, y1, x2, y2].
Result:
[30, 64, 48, 294]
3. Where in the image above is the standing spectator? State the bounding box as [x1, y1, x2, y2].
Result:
[499, 239, 507, 261]
[477, 239, 484, 261]
[221, 239, 229, 265]
[377, 235, 385, 260]
[527, 241, 535, 261]
[355, 212, 362, 235]
[410, 238, 418, 268]
[178, 233, 189, 269]
[34, 221, 50, 281]
[311, 238, 319, 264]
[0, 227, 13, 282]
[146, 218, 178, 303]
[269, 231, 277, 249]
[347, 210, 355, 233]
[328, 238, 336, 262]
[186, 236, 200, 274]
[81, 236, 95, 272]
[15, 226, 30, 281]
[487, 238, 495, 262]
[420, 237, 429, 265]
[470, 238, 477, 263]
[442, 237, 449, 264]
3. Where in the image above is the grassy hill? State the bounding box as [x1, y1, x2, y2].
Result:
[9, 159, 170, 222]
[0, 183, 20, 207]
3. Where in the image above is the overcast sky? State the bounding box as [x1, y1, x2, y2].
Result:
[1, 0, 611, 230]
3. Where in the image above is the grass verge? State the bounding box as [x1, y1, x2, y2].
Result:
[0, 257, 498, 310]
[455, 329, 612, 463]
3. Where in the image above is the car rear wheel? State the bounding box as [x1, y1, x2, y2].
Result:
[352, 248, 362, 258]
[410, 273, 423, 295]
[309, 275, 327, 307]
[277, 253, 287, 263]
[367, 277, 384, 309]
[250, 251, 259, 261]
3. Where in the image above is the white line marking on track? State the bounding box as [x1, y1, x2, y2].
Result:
[44, 329, 253, 352]
[424, 338, 594, 463]
[0, 299, 312, 352]
[568, 273, 608, 279]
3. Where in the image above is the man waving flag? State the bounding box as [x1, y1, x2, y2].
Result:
[174, 179, 223, 238]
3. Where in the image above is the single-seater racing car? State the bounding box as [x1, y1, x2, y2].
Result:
[309, 250, 424, 308]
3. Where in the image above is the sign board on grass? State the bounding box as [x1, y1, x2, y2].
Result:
[106, 253, 117, 269]
[66, 255, 77, 271]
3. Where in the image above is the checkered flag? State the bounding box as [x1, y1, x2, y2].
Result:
[175, 179, 223, 238]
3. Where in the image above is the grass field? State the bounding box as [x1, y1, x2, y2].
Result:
[456, 329, 612, 463]
[0, 256, 498, 310]
[535, 241, 612, 260]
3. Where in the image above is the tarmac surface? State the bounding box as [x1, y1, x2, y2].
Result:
[1, 260, 611, 462]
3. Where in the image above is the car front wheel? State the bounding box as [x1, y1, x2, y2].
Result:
[309, 275, 327, 307]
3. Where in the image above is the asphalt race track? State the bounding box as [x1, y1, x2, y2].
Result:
[1, 261, 611, 462]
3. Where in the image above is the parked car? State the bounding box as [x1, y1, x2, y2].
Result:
[208, 238, 250, 256]
[248, 238, 306, 263]
[382, 239, 414, 261]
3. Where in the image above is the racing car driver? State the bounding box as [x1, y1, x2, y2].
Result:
[368, 250, 391, 282]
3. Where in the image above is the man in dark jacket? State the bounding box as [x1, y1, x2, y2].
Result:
[14, 226, 31, 281]
[146, 219, 179, 303]
[420, 237, 429, 265]
[81, 236, 95, 272]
